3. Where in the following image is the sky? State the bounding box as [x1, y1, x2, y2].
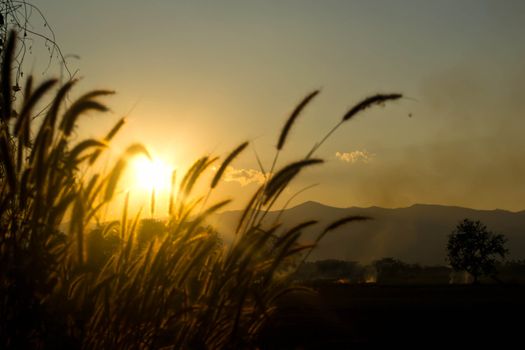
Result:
[24, 0, 525, 212]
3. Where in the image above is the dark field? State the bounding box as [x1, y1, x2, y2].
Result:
[259, 284, 525, 348]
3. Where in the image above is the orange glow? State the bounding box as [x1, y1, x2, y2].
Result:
[130, 156, 174, 193]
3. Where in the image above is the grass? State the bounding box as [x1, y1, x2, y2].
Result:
[0, 31, 401, 349]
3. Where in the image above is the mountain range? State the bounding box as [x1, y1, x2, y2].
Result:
[210, 201, 525, 265]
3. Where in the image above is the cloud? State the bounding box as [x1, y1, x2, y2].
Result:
[336, 150, 374, 164]
[222, 166, 266, 186]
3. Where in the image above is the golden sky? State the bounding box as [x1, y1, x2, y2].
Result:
[28, 0, 525, 212]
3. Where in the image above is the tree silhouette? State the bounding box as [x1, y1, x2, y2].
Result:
[447, 219, 508, 284]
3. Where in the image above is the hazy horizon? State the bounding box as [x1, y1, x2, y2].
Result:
[24, 0, 525, 213]
[274, 200, 525, 213]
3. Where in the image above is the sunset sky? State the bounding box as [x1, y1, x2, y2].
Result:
[33, 0, 525, 212]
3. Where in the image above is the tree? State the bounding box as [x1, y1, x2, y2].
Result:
[447, 219, 508, 283]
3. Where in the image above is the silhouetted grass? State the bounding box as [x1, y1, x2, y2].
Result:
[0, 31, 401, 349]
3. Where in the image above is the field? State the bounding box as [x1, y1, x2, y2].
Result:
[0, 30, 406, 348]
[2, 6, 524, 347]
[259, 283, 525, 347]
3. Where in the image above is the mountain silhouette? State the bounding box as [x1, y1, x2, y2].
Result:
[210, 202, 525, 265]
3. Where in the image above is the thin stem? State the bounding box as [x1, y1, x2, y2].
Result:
[305, 120, 344, 159]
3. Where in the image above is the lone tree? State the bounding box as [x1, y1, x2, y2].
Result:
[447, 219, 508, 283]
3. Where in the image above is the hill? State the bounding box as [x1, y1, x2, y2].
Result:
[209, 202, 525, 265]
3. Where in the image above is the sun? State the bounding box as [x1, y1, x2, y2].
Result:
[130, 156, 174, 193]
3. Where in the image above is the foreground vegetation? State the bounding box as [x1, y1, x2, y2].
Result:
[0, 32, 401, 349]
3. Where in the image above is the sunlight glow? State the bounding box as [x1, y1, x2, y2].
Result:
[131, 156, 174, 193]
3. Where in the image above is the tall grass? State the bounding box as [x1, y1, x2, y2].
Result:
[0, 31, 401, 349]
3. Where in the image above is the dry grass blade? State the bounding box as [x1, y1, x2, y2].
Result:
[342, 93, 402, 121]
[179, 156, 207, 194]
[275, 220, 318, 248]
[277, 90, 320, 150]
[78, 89, 115, 101]
[19, 79, 57, 148]
[121, 191, 129, 239]
[211, 141, 248, 189]
[1, 31, 15, 121]
[30, 80, 77, 162]
[235, 225, 281, 277]
[274, 183, 319, 223]
[169, 170, 177, 215]
[85, 174, 103, 210]
[318, 215, 371, 243]
[32, 129, 50, 190]
[105, 117, 126, 141]
[15, 79, 58, 137]
[235, 185, 264, 234]
[150, 189, 156, 217]
[60, 100, 110, 136]
[123, 223, 135, 263]
[67, 139, 107, 165]
[177, 196, 204, 226]
[323, 215, 371, 233]
[23, 76, 33, 103]
[19, 168, 31, 207]
[49, 193, 76, 225]
[89, 117, 126, 165]
[284, 243, 317, 258]
[182, 156, 217, 197]
[187, 199, 232, 234]
[0, 134, 16, 191]
[29, 123, 51, 164]
[178, 239, 217, 285]
[202, 198, 231, 217]
[105, 143, 150, 201]
[263, 233, 300, 285]
[306, 93, 402, 159]
[46, 79, 77, 128]
[70, 197, 86, 265]
[251, 143, 267, 176]
[85, 175, 100, 198]
[264, 159, 323, 204]
[104, 159, 127, 202]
